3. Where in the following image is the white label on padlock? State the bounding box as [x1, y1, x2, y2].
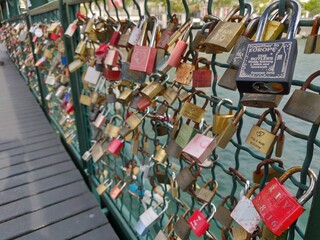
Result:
[139, 207, 159, 227]
[230, 196, 261, 234]
[84, 66, 101, 85]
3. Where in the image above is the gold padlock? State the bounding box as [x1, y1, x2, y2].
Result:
[213, 99, 234, 135]
[141, 73, 168, 100]
[104, 115, 123, 138]
[180, 90, 209, 123]
[246, 109, 282, 155]
[125, 108, 150, 130]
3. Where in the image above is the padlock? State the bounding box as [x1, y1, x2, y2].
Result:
[135, 200, 168, 235]
[192, 57, 212, 88]
[155, 215, 174, 240]
[125, 108, 149, 130]
[217, 106, 246, 149]
[79, 89, 91, 106]
[155, 163, 167, 184]
[84, 14, 95, 34]
[96, 179, 113, 195]
[175, 121, 198, 148]
[121, 61, 147, 84]
[117, 88, 133, 104]
[236, 0, 301, 94]
[165, 19, 192, 50]
[213, 99, 234, 135]
[165, 139, 182, 159]
[106, 87, 117, 103]
[182, 126, 216, 164]
[304, 17, 320, 54]
[128, 16, 146, 46]
[214, 195, 238, 228]
[93, 108, 109, 129]
[204, 3, 252, 52]
[196, 180, 218, 204]
[162, 83, 182, 106]
[241, 93, 284, 108]
[283, 70, 320, 124]
[82, 141, 97, 161]
[104, 48, 120, 68]
[229, 225, 251, 240]
[174, 210, 191, 240]
[104, 115, 123, 138]
[153, 144, 168, 163]
[151, 120, 168, 136]
[246, 109, 282, 155]
[65, 19, 78, 38]
[253, 166, 316, 236]
[157, 14, 179, 49]
[118, 23, 133, 48]
[83, 65, 101, 85]
[74, 40, 86, 56]
[174, 50, 196, 86]
[141, 73, 168, 100]
[176, 162, 202, 192]
[68, 58, 83, 73]
[106, 136, 124, 156]
[55, 85, 66, 99]
[191, 20, 217, 52]
[91, 138, 106, 163]
[130, 17, 158, 75]
[253, 158, 284, 184]
[109, 24, 121, 47]
[136, 95, 154, 111]
[180, 91, 209, 124]
[261, 224, 288, 240]
[231, 184, 261, 234]
[110, 180, 127, 199]
[188, 202, 216, 237]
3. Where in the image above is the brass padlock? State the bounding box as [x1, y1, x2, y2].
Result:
[165, 139, 182, 159]
[117, 88, 133, 104]
[141, 73, 169, 100]
[218, 67, 238, 91]
[162, 84, 182, 105]
[104, 115, 123, 138]
[283, 70, 320, 124]
[176, 162, 201, 192]
[213, 99, 234, 135]
[174, 210, 191, 240]
[253, 158, 284, 184]
[96, 179, 113, 195]
[261, 224, 288, 240]
[174, 50, 196, 86]
[180, 91, 209, 124]
[217, 106, 246, 149]
[241, 93, 283, 108]
[125, 108, 150, 130]
[304, 17, 320, 54]
[214, 196, 238, 229]
[246, 109, 282, 155]
[196, 180, 218, 204]
[154, 215, 174, 240]
[153, 144, 168, 163]
[155, 163, 167, 184]
[79, 89, 91, 106]
[204, 3, 252, 52]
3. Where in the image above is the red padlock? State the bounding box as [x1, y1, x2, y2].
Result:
[136, 95, 152, 111]
[66, 103, 74, 114]
[95, 43, 109, 58]
[188, 203, 216, 237]
[109, 24, 121, 47]
[129, 17, 158, 75]
[103, 65, 121, 81]
[192, 57, 212, 88]
[167, 22, 193, 68]
[252, 166, 316, 236]
[106, 137, 124, 156]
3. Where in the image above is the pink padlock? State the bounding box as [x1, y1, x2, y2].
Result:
[106, 137, 124, 156]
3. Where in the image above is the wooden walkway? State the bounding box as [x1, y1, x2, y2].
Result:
[0, 49, 119, 239]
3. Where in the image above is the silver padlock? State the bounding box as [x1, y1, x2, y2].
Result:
[135, 200, 168, 236]
[82, 141, 97, 161]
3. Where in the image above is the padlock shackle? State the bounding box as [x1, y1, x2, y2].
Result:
[224, 3, 252, 23]
[229, 167, 247, 183]
[182, 49, 198, 64]
[149, 16, 158, 47]
[245, 183, 260, 198]
[103, 178, 113, 188]
[221, 195, 238, 208]
[137, 18, 148, 46]
[195, 57, 210, 70]
[254, 158, 284, 175]
[232, 106, 246, 125]
[256, 108, 282, 135]
[243, 17, 260, 38]
[109, 114, 123, 124]
[301, 70, 320, 91]
[278, 166, 317, 205]
[215, 98, 233, 115]
[182, 21, 193, 42]
[186, 90, 210, 110]
[309, 16, 320, 35]
[255, 0, 301, 41]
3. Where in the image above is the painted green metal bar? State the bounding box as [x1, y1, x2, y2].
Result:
[29, 0, 49, 10]
[59, 0, 91, 167]
[29, 1, 59, 16]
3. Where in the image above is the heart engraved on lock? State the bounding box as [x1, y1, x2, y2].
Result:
[132, 50, 147, 65]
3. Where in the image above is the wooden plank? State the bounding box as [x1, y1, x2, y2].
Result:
[0, 162, 76, 191]
[0, 116, 50, 130]
[0, 111, 48, 125]
[72, 224, 119, 240]
[0, 193, 98, 240]
[0, 131, 58, 149]
[0, 133, 59, 151]
[0, 138, 64, 159]
[0, 121, 52, 136]
[0, 105, 43, 115]
[0, 169, 81, 206]
[0, 145, 68, 169]
[0, 181, 88, 223]
[0, 152, 70, 179]
[16, 208, 110, 240]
